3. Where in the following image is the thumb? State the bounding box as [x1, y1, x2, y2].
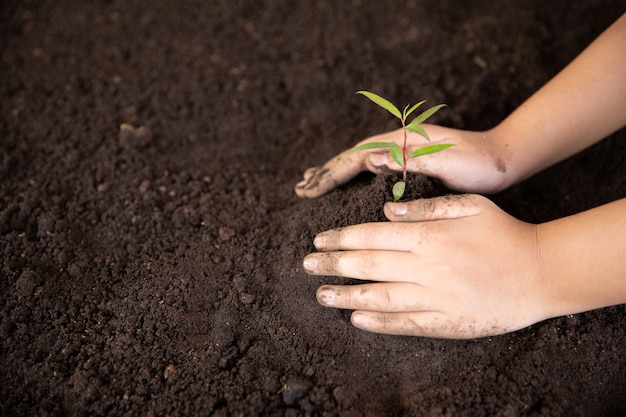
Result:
[384, 194, 486, 222]
[364, 151, 402, 174]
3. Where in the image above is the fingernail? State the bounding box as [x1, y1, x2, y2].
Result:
[388, 202, 409, 216]
[313, 232, 328, 249]
[316, 287, 336, 306]
[296, 179, 311, 190]
[368, 153, 388, 167]
[352, 312, 369, 327]
[303, 255, 318, 273]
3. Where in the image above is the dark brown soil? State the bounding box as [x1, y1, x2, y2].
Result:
[2, 1, 625, 416]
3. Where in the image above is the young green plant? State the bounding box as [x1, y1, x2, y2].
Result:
[351, 91, 454, 201]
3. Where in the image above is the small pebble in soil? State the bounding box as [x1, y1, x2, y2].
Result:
[163, 364, 176, 380]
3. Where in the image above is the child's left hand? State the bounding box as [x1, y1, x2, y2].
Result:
[302, 194, 549, 339]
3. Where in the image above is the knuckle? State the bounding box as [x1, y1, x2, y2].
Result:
[318, 228, 342, 249]
[403, 315, 427, 334]
[317, 252, 340, 275]
[375, 285, 393, 310]
[355, 252, 376, 278]
[404, 198, 438, 220]
[376, 312, 393, 330]
[420, 198, 438, 219]
[353, 224, 379, 247]
[343, 286, 352, 307]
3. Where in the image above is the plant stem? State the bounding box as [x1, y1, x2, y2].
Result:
[401, 119, 408, 182]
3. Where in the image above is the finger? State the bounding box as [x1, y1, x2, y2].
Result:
[294, 152, 366, 198]
[384, 194, 487, 222]
[302, 166, 319, 181]
[313, 222, 419, 252]
[316, 282, 436, 312]
[295, 166, 334, 198]
[403, 141, 456, 174]
[303, 250, 417, 281]
[350, 310, 483, 339]
[364, 152, 402, 174]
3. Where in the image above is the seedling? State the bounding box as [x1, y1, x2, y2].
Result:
[351, 91, 454, 201]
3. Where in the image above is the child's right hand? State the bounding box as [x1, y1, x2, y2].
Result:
[296, 13, 626, 200]
[294, 124, 513, 198]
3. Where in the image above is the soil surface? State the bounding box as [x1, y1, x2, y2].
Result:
[2, 1, 625, 416]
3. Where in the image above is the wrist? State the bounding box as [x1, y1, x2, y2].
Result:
[534, 200, 626, 319]
[478, 126, 519, 192]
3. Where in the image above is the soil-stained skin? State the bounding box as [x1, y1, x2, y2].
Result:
[297, 166, 331, 192]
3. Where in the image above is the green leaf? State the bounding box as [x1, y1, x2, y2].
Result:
[402, 104, 410, 121]
[357, 91, 402, 120]
[392, 181, 406, 202]
[406, 123, 430, 140]
[389, 143, 404, 167]
[407, 103, 447, 128]
[403, 100, 426, 120]
[409, 143, 455, 158]
[349, 141, 396, 153]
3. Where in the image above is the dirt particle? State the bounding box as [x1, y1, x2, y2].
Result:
[239, 293, 255, 304]
[139, 180, 151, 193]
[494, 156, 507, 173]
[281, 377, 312, 406]
[263, 375, 280, 394]
[119, 123, 153, 149]
[15, 269, 38, 299]
[232, 275, 246, 293]
[37, 212, 55, 238]
[254, 271, 267, 283]
[97, 182, 110, 192]
[333, 385, 357, 409]
[163, 364, 176, 380]
[218, 226, 236, 241]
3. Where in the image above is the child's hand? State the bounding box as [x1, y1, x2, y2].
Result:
[295, 125, 512, 198]
[302, 194, 550, 339]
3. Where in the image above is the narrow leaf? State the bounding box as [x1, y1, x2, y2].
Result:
[357, 91, 402, 120]
[349, 141, 396, 153]
[389, 144, 404, 167]
[402, 104, 410, 120]
[408, 103, 447, 127]
[404, 100, 426, 120]
[392, 181, 406, 202]
[406, 123, 430, 140]
[409, 143, 455, 158]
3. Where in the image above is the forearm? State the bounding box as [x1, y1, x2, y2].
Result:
[491, 13, 626, 187]
[538, 198, 626, 318]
